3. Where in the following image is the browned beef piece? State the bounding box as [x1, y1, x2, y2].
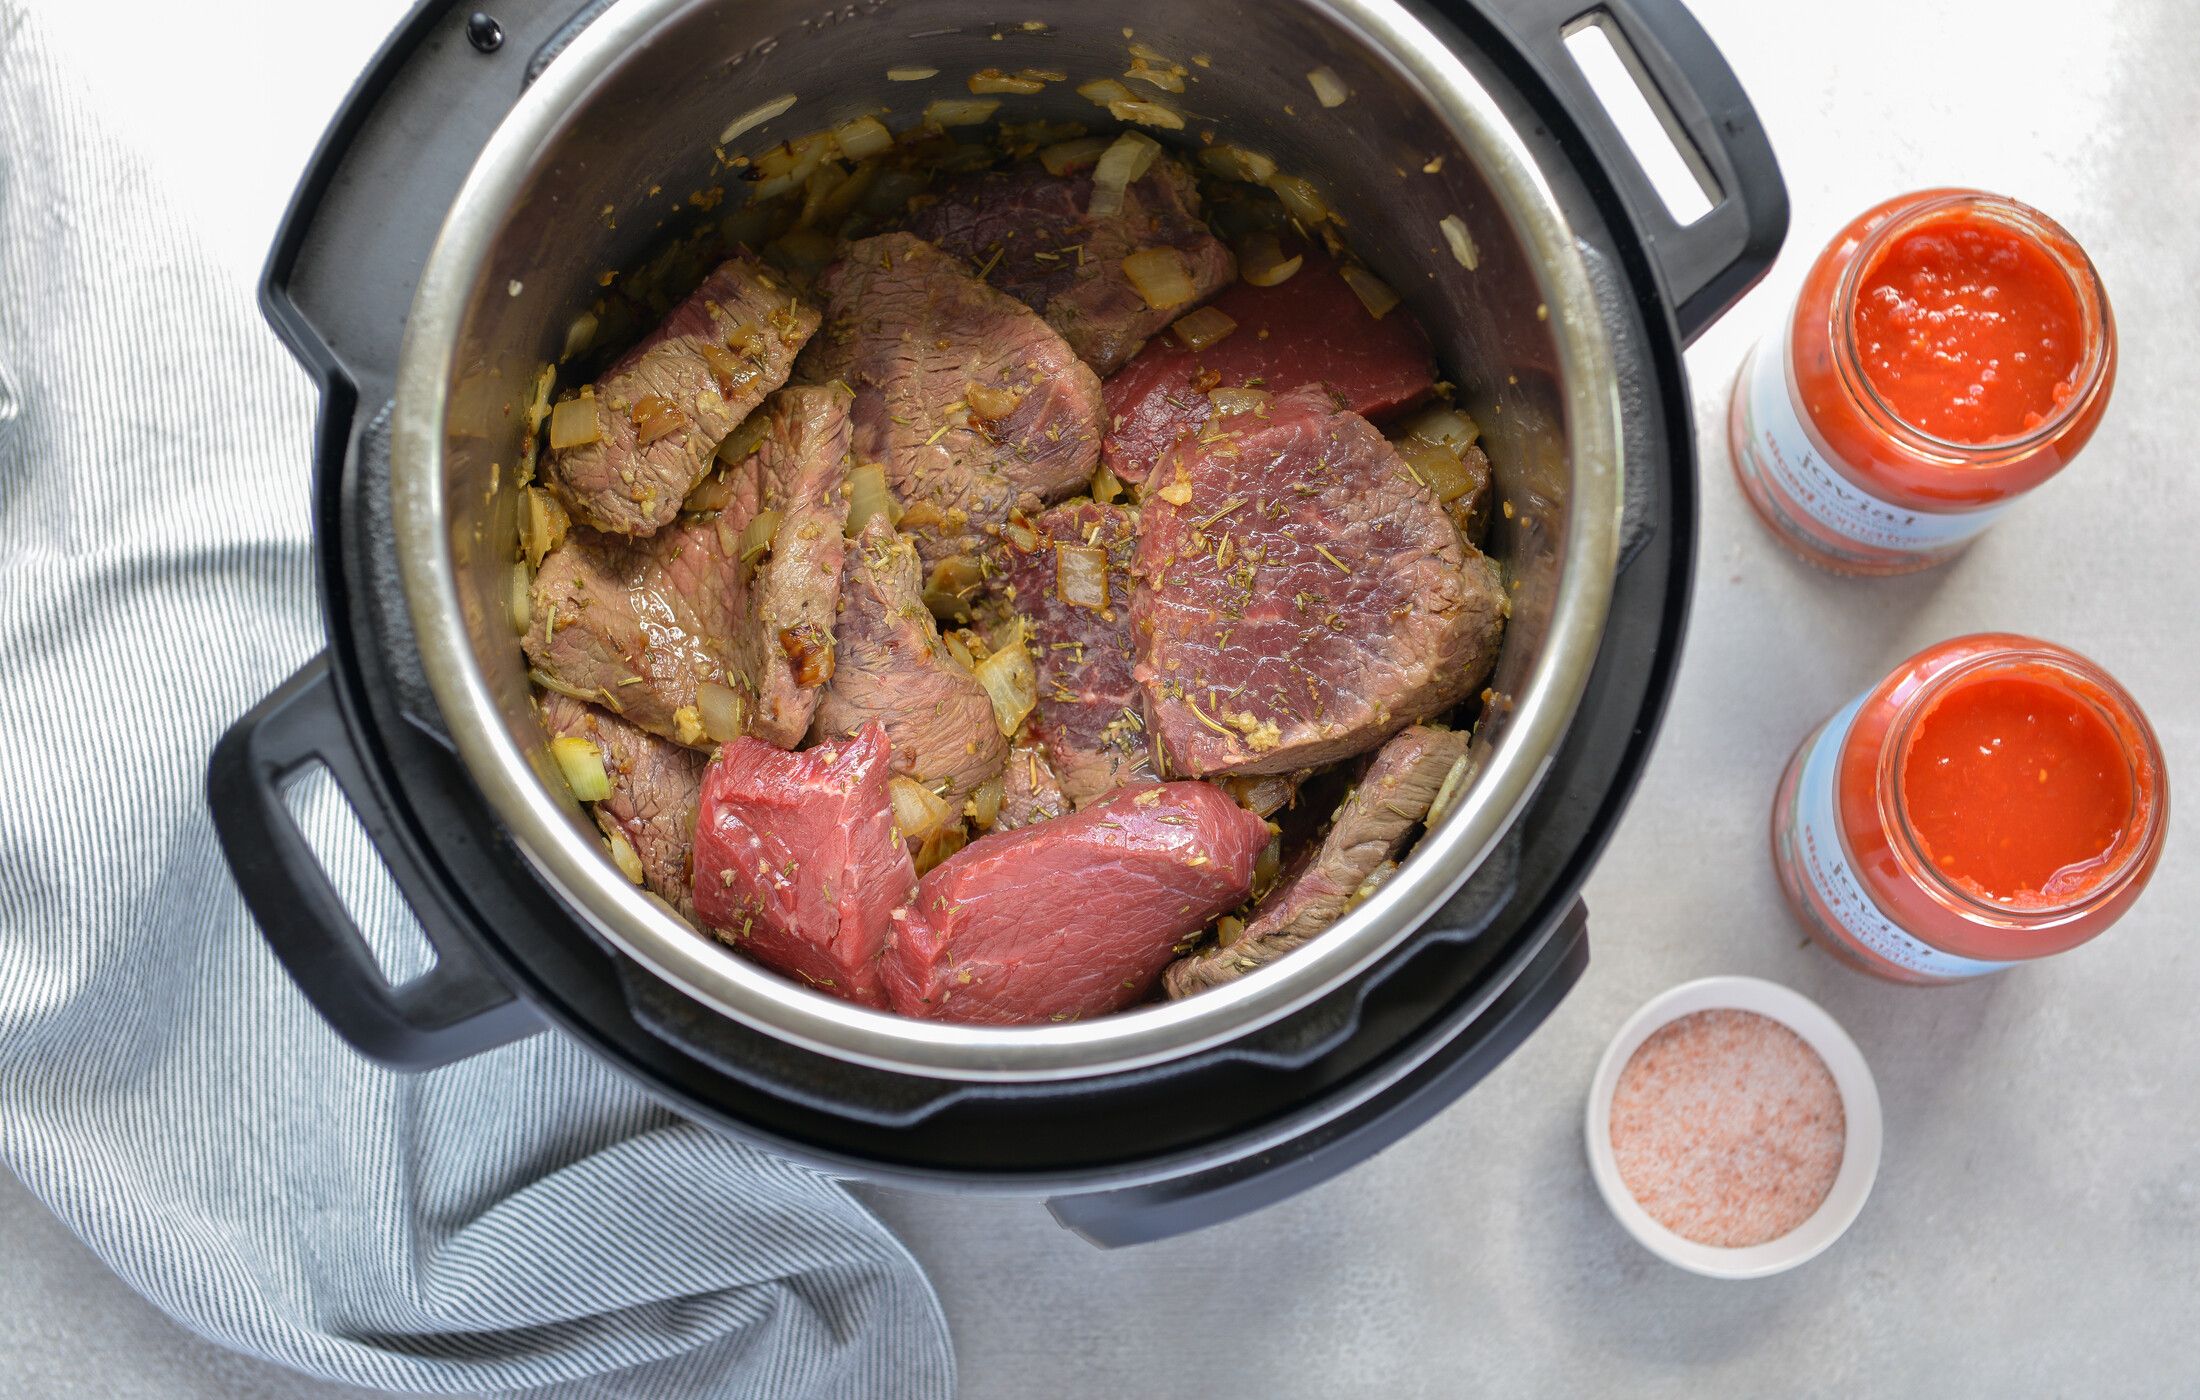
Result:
[811, 516, 1008, 806]
[719, 386, 853, 745]
[885, 782, 1271, 1023]
[806, 232, 1103, 569]
[538, 693, 706, 922]
[1164, 724, 1466, 998]
[526, 387, 850, 748]
[543, 254, 819, 537]
[994, 500, 1152, 804]
[994, 743, 1069, 831]
[1129, 385, 1506, 777]
[906, 157, 1235, 374]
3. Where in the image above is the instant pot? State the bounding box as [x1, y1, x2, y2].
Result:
[208, 0, 1784, 1245]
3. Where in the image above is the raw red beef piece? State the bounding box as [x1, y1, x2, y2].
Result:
[691, 722, 915, 1007]
[885, 782, 1269, 1023]
[1099, 249, 1437, 483]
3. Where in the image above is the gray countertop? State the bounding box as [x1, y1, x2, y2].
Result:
[7, 0, 2195, 1394]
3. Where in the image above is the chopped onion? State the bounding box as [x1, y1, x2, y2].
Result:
[737, 507, 781, 564]
[924, 97, 999, 127]
[521, 486, 570, 567]
[509, 562, 533, 635]
[1306, 66, 1349, 107]
[720, 93, 797, 145]
[1091, 462, 1124, 505]
[1121, 247, 1196, 310]
[765, 226, 839, 277]
[1439, 213, 1479, 271]
[845, 461, 897, 536]
[1207, 386, 1269, 417]
[886, 66, 938, 81]
[1400, 406, 1481, 452]
[1264, 172, 1331, 226]
[1075, 77, 1136, 106]
[1253, 835, 1282, 895]
[833, 115, 894, 160]
[1197, 143, 1278, 185]
[1088, 130, 1162, 218]
[1236, 231, 1303, 287]
[890, 774, 956, 840]
[715, 410, 769, 466]
[1038, 136, 1110, 175]
[1056, 543, 1109, 610]
[1426, 751, 1475, 830]
[696, 679, 747, 744]
[631, 394, 684, 445]
[940, 629, 977, 672]
[673, 704, 705, 747]
[797, 160, 850, 227]
[547, 392, 600, 450]
[605, 826, 646, 884]
[968, 68, 1047, 95]
[1215, 915, 1247, 948]
[683, 468, 736, 514]
[923, 554, 985, 623]
[965, 379, 1022, 421]
[1340, 265, 1401, 320]
[975, 639, 1036, 736]
[1169, 305, 1237, 351]
[561, 311, 598, 361]
[968, 776, 1004, 831]
[1108, 98, 1183, 130]
[1395, 408, 1486, 506]
[550, 736, 612, 802]
[524, 364, 557, 437]
[914, 821, 967, 876]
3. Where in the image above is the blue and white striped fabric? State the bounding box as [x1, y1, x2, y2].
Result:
[0, 8, 953, 1396]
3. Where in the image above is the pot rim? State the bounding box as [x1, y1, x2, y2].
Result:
[391, 0, 1624, 1082]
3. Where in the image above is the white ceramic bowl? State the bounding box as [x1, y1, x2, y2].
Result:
[1584, 976, 1882, 1278]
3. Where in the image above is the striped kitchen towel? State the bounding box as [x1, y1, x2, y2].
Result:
[0, 6, 954, 1396]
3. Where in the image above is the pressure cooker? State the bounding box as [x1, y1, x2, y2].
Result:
[209, 0, 1784, 1245]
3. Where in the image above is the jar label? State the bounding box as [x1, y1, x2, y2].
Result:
[1745, 340, 2009, 553]
[1792, 696, 2013, 980]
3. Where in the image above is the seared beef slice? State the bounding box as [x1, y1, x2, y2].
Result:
[808, 232, 1103, 568]
[907, 157, 1235, 374]
[1131, 385, 1505, 776]
[692, 722, 915, 1007]
[886, 782, 1270, 1023]
[526, 387, 850, 748]
[540, 693, 706, 921]
[995, 743, 1070, 831]
[1166, 724, 1467, 997]
[995, 500, 1151, 804]
[544, 254, 819, 536]
[1102, 247, 1437, 483]
[812, 516, 1007, 806]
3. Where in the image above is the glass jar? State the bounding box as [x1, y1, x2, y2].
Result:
[1772, 634, 2167, 984]
[1729, 190, 2115, 575]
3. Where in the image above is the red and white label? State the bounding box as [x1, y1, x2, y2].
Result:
[1743, 337, 2007, 555]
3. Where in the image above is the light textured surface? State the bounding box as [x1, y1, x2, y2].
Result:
[5, 0, 2197, 1397]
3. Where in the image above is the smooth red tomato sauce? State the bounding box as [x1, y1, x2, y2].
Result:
[1852, 211, 2084, 444]
[1900, 674, 2133, 903]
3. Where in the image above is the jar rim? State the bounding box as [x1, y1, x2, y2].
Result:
[1830, 192, 2113, 467]
[1874, 646, 2166, 928]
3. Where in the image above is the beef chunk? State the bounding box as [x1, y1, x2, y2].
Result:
[995, 743, 1069, 831]
[885, 782, 1269, 1023]
[1130, 385, 1505, 777]
[994, 500, 1152, 804]
[906, 158, 1235, 374]
[539, 693, 706, 922]
[691, 722, 915, 1007]
[719, 386, 854, 745]
[543, 254, 818, 536]
[807, 232, 1103, 568]
[1164, 725, 1467, 998]
[526, 386, 851, 748]
[1101, 248, 1437, 482]
[811, 516, 1008, 806]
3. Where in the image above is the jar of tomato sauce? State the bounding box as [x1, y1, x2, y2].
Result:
[1730, 190, 2115, 574]
[1772, 635, 2167, 984]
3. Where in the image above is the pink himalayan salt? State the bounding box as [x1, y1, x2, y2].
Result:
[1609, 1008, 1845, 1248]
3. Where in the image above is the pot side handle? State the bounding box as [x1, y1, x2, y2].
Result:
[1481, 0, 1789, 344]
[207, 655, 543, 1072]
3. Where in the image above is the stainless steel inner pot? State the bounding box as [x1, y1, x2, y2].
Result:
[392, 0, 1623, 1081]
